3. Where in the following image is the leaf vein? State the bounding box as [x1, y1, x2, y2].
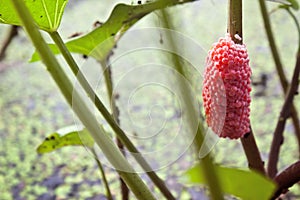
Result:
[41, 0, 53, 29]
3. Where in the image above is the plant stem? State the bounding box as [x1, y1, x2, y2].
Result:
[272, 160, 300, 199]
[268, 51, 300, 178]
[49, 31, 174, 199]
[258, 0, 300, 162]
[227, 0, 243, 43]
[0, 25, 18, 61]
[160, 9, 224, 200]
[10, 1, 156, 199]
[258, 0, 285, 85]
[240, 128, 266, 174]
[228, 0, 266, 174]
[91, 149, 113, 200]
[285, 8, 300, 58]
[99, 59, 129, 200]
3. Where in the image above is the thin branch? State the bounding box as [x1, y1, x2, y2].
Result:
[228, 0, 266, 175]
[259, 1, 288, 90]
[0, 25, 18, 61]
[271, 161, 300, 200]
[99, 60, 129, 200]
[258, 0, 300, 164]
[285, 8, 300, 53]
[268, 52, 300, 178]
[91, 149, 113, 200]
[290, 108, 300, 150]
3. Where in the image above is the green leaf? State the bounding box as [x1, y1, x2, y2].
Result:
[267, 0, 299, 10]
[287, 0, 299, 10]
[36, 126, 95, 154]
[0, 0, 68, 32]
[278, 4, 291, 9]
[30, 0, 192, 62]
[185, 164, 276, 200]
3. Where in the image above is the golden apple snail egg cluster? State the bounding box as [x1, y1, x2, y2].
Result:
[202, 34, 252, 139]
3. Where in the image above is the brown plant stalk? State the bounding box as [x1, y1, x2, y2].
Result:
[228, 0, 265, 175]
[272, 160, 300, 199]
[258, 0, 300, 168]
[268, 52, 300, 178]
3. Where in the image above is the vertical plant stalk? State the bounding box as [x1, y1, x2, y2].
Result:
[9, 0, 156, 199]
[258, 0, 300, 160]
[227, 0, 243, 43]
[91, 149, 113, 200]
[99, 60, 129, 200]
[49, 31, 175, 199]
[228, 0, 266, 175]
[161, 9, 224, 200]
[240, 128, 266, 174]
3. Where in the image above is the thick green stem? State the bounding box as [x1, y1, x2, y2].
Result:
[49, 32, 174, 199]
[160, 9, 224, 200]
[10, 1, 155, 199]
[91, 149, 113, 200]
[228, 0, 266, 175]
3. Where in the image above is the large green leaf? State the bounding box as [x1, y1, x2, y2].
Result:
[0, 0, 68, 32]
[36, 126, 95, 153]
[30, 0, 195, 61]
[185, 164, 276, 200]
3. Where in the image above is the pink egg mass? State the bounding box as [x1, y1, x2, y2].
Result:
[202, 34, 252, 139]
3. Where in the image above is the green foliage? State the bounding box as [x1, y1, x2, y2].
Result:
[30, 0, 190, 62]
[0, 0, 68, 31]
[267, 0, 299, 10]
[286, 0, 299, 10]
[185, 164, 276, 200]
[36, 126, 94, 153]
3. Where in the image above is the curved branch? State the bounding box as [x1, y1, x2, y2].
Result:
[285, 8, 300, 53]
[268, 51, 300, 178]
[272, 161, 300, 199]
[260, 0, 300, 158]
